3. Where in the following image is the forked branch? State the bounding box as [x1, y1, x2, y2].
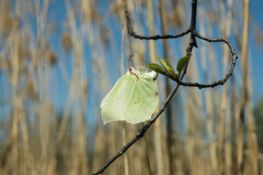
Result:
[93, 0, 237, 174]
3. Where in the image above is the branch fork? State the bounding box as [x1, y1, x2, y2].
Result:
[93, 0, 237, 174]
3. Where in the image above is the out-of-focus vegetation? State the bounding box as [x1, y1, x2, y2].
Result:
[0, 0, 262, 175]
[255, 98, 263, 153]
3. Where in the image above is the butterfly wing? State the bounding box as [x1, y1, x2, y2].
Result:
[124, 74, 159, 123]
[100, 74, 137, 124]
[100, 70, 159, 124]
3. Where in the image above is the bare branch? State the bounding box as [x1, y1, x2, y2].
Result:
[92, 84, 180, 175]
[123, 0, 190, 40]
[92, 0, 238, 174]
[171, 33, 238, 89]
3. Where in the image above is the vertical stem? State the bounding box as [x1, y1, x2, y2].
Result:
[122, 0, 134, 68]
[122, 123, 129, 175]
[146, 0, 164, 174]
[186, 0, 198, 54]
[159, 0, 173, 174]
[190, 0, 197, 30]
[239, 0, 258, 174]
[236, 0, 250, 174]
[120, 1, 129, 173]
[241, 0, 249, 87]
[220, 1, 233, 174]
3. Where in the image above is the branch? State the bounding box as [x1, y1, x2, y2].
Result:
[92, 0, 238, 174]
[169, 33, 238, 89]
[123, 0, 190, 40]
[93, 1, 196, 175]
[92, 84, 180, 175]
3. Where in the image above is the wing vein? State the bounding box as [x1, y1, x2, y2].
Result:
[123, 77, 137, 117]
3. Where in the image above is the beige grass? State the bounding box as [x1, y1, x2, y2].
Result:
[0, 0, 261, 175]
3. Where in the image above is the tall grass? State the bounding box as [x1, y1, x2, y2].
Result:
[0, 0, 261, 175]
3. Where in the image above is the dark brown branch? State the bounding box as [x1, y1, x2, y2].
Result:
[92, 0, 238, 174]
[129, 29, 191, 40]
[171, 33, 238, 89]
[195, 32, 236, 56]
[123, 0, 190, 40]
[187, 0, 198, 50]
[93, 2, 195, 175]
[92, 84, 180, 175]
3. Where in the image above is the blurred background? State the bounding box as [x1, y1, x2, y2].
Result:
[0, 0, 262, 174]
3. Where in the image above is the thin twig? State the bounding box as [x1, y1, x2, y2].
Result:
[169, 33, 238, 89]
[123, 0, 191, 40]
[129, 29, 191, 40]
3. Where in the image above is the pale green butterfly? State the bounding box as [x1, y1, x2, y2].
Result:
[100, 67, 159, 124]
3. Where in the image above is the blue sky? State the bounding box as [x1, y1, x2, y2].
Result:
[1, 0, 262, 126]
[250, 0, 263, 102]
[45, 0, 263, 111]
